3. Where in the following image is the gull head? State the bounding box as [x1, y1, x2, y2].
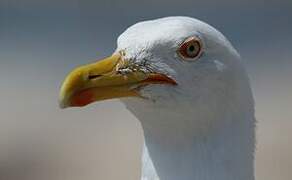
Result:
[59, 16, 244, 109]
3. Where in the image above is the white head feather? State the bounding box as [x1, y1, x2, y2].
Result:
[115, 16, 255, 180]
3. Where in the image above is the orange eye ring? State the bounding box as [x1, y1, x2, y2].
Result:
[177, 37, 202, 61]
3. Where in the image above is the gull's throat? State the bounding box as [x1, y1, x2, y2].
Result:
[123, 82, 255, 180]
[138, 109, 255, 180]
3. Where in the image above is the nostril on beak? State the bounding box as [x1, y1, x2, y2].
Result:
[88, 74, 102, 80]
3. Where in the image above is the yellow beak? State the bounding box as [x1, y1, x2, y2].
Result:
[59, 53, 176, 108]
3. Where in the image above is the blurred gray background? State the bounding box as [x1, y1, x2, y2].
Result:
[0, 0, 291, 179]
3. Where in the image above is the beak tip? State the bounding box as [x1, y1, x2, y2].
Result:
[58, 98, 68, 109]
[59, 102, 66, 109]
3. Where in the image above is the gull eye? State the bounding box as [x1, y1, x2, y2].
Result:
[177, 37, 202, 61]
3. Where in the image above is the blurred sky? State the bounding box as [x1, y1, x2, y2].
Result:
[0, 0, 291, 180]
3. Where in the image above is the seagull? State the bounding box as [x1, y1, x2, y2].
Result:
[59, 16, 255, 180]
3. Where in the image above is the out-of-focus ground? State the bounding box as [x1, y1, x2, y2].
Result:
[0, 0, 291, 180]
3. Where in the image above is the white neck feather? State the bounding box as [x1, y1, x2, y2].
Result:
[140, 110, 255, 180]
[123, 78, 255, 180]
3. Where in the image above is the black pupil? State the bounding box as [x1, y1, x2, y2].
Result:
[188, 45, 195, 52]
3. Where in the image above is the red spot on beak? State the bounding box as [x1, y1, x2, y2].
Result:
[71, 89, 95, 107]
